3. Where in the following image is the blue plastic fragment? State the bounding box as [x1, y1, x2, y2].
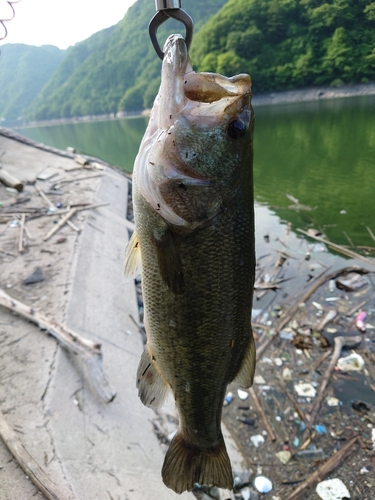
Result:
[315, 424, 327, 434]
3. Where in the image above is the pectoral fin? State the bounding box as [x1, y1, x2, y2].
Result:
[137, 346, 169, 409]
[152, 227, 184, 294]
[233, 333, 256, 388]
[124, 231, 141, 281]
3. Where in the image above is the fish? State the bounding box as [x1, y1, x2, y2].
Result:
[124, 34, 256, 494]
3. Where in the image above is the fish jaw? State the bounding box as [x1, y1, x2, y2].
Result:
[134, 34, 254, 229]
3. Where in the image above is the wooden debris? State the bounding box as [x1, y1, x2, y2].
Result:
[249, 387, 276, 441]
[305, 334, 362, 438]
[0, 169, 24, 192]
[0, 289, 116, 403]
[257, 266, 371, 359]
[287, 436, 358, 500]
[297, 228, 375, 268]
[0, 409, 72, 500]
[277, 380, 308, 425]
[18, 213, 25, 254]
[43, 207, 77, 241]
[74, 155, 89, 166]
[35, 182, 54, 208]
[366, 226, 375, 244]
[0, 247, 16, 257]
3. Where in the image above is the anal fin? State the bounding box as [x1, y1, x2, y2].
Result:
[124, 230, 141, 281]
[233, 333, 256, 388]
[136, 346, 169, 409]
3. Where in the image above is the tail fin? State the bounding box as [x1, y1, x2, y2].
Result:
[162, 431, 233, 494]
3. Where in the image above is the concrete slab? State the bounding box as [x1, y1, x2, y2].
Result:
[0, 130, 248, 500]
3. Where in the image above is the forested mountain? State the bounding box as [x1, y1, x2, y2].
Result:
[27, 0, 227, 120]
[190, 0, 375, 93]
[16, 0, 375, 120]
[0, 44, 64, 120]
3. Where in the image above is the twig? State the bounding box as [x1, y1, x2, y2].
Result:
[256, 266, 370, 360]
[347, 298, 371, 317]
[312, 350, 332, 372]
[67, 220, 80, 233]
[249, 387, 276, 441]
[0, 289, 115, 403]
[366, 226, 375, 244]
[0, 409, 72, 500]
[43, 208, 78, 241]
[277, 380, 308, 425]
[306, 335, 362, 437]
[342, 230, 354, 248]
[35, 182, 54, 208]
[287, 436, 358, 500]
[52, 173, 102, 189]
[18, 213, 25, 254]
[297, 228, 375, 268]
[0, 247, 17, 257]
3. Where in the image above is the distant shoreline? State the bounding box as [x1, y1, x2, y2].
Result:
[8, 81, 375, 130]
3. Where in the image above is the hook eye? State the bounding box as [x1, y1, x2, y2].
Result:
[149, 8, 194, 60]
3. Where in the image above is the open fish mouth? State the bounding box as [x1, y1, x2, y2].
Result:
[134, 34, 253, 228]
[160, 34, 252, 128]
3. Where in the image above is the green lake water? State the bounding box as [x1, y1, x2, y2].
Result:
[17, 94, 375, 248]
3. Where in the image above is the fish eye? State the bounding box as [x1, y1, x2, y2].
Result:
[227, 120, 246, 140]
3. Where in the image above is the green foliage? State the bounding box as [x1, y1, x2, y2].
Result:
[20, 0, 375, 119]
[26, 0, 227, 120]
[0, 44, 64, 120]
[190, 0, 375, 93]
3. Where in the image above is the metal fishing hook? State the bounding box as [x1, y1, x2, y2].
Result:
[149, 0, 193, 60]
[0, 0, 21, 41]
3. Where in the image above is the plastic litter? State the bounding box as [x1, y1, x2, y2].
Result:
[223, 392, 234, 406]
[294, 382, 317, 398]
[316, 478, 351, 500]
[240, 487, 251, 500]
[337, 352, 364, 372]
[296, 448, 325, 460]
[280, 331, 295, 340]
[253, 476, 273, 494]
[254, 375, 266, 384]
[237, 417, 255, 426]
[355, 311, 366, 332]
[315, 424, 327, 434]
[329, 279, 336, 292]
[23, 267, 45, 285]
[10, 219, 19, 228]
[282, 367, 293, 381]
[327, 397, 340, 407]
[250, 435, 265, 448]
[336, 272, 367, 292]
[275, 450, 291, 464]
[238, 389, 249, 400]
[371, 428, 375, 450]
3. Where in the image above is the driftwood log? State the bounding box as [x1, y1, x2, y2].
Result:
[0, 168, 23, 192]
[0, 289, 115, 403]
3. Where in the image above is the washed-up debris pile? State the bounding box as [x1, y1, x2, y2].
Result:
[220, 217, 375, 500]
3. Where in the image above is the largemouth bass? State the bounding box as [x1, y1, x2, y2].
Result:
[125, 34, 255, 494]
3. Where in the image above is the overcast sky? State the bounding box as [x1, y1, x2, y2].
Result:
[0, 0, 137, 49]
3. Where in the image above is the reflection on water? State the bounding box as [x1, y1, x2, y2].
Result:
[18, 95, 375, 247]
[18, 117, 149, 171]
